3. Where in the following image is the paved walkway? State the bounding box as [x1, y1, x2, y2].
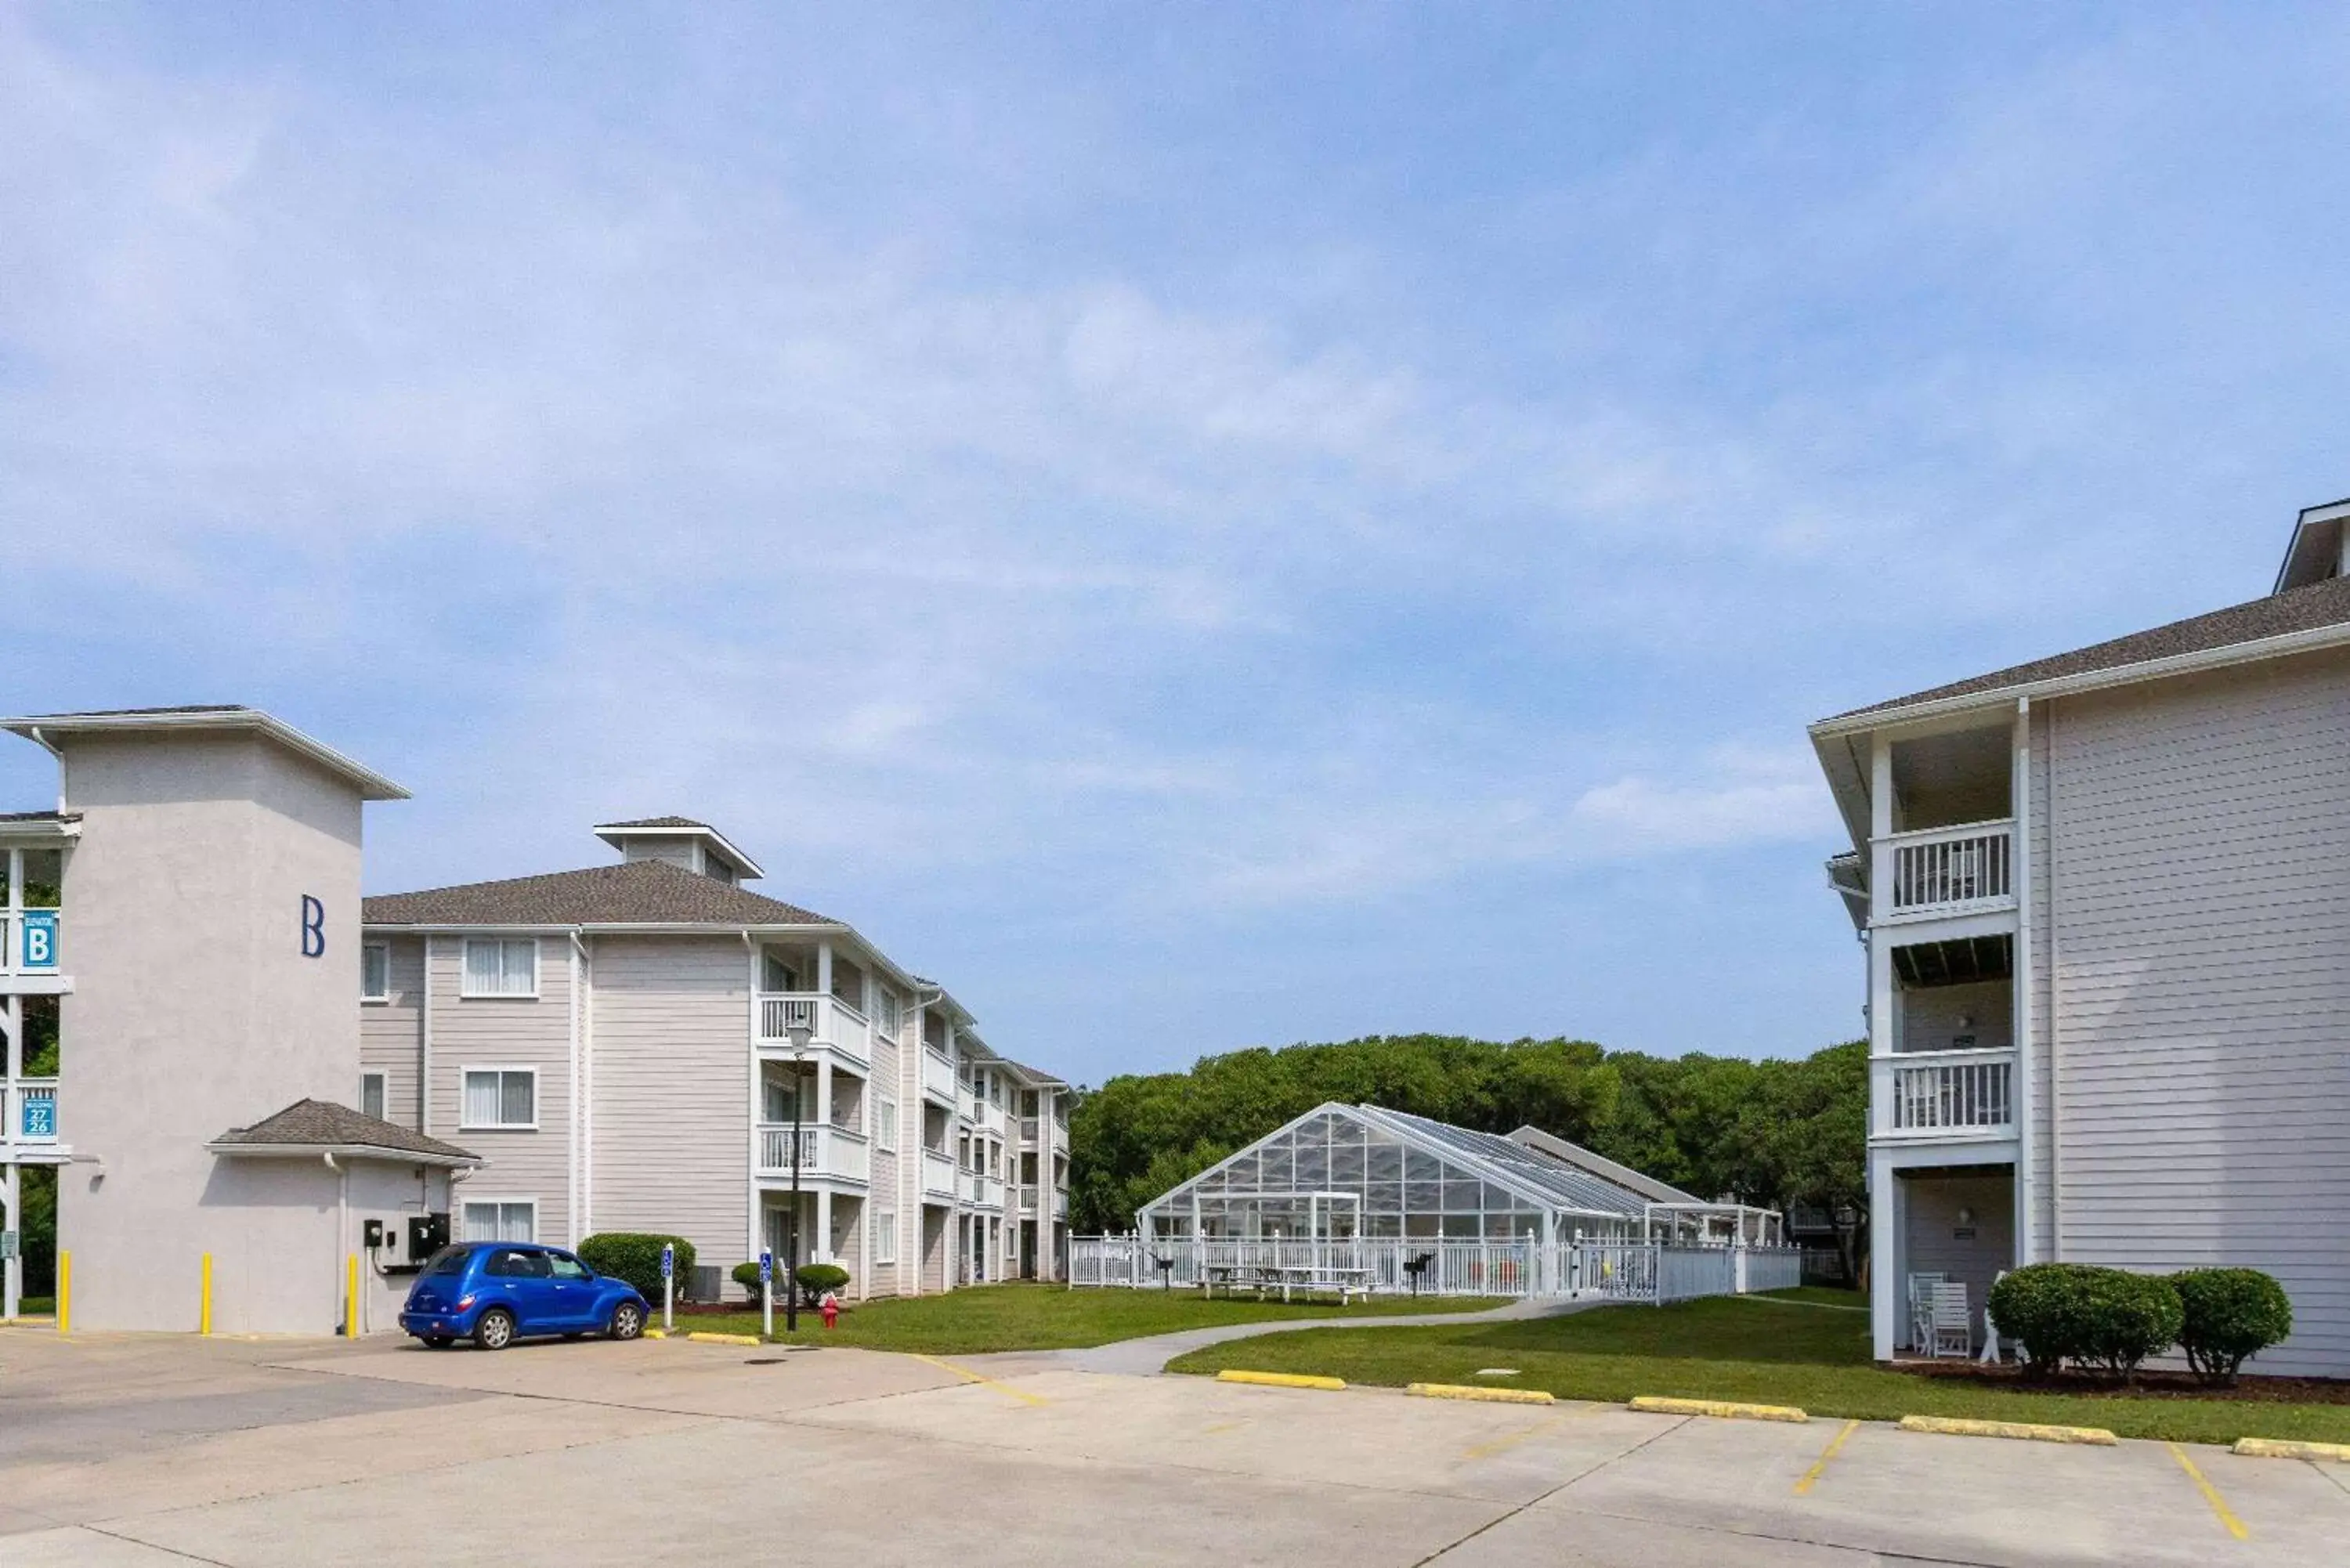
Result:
[980, 1293, 1597, 1377]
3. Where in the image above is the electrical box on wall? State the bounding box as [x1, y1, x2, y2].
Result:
[406, 1212, 450, 1267]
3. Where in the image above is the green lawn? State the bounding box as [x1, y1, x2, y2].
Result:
[679, 1282, 1495, 1355]
[1166, 1288, 2350, 1446]
[6, 1298, 53, 1317]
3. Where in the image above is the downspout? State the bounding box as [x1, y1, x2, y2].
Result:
[566, 930, 581, 1248]
[325, 1152, 350, 1334]
[2045, 702, 2064, 1259]
[419, 937, 433, 1136]
[572, 930, 592, 1242]
[743, 932, 761, 1271]
[2012, 697, 2036, 1263]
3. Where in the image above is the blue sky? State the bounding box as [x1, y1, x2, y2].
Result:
[7, 4, 2350, 1086]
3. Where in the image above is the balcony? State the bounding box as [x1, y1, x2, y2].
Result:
[1871, 1048, 2016, 1143]
[961, 1171, 1005, 1208]
[755, 994, 870, 1065]
[920, 1149, 957, 1199]
[0, 910, 63, 982]
[3, 1078, 58, 1149]
[1875, 819, 2014, 923]
[920, 1048, 957, 1107]
[754, 1122, 870, 1183]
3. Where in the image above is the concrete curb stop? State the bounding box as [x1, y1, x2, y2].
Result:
[1631, 1395, 1809, 1423]
[1897, 1414, 2116, 1446]
[685, 1331, 762, 1347]
[1216, 1369, 1347, 1391]
[2232, 1436, 2350, 1462]
[1408, 1382, 1555, 1404]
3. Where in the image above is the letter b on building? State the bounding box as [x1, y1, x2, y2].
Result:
[300, 894, 326, 959]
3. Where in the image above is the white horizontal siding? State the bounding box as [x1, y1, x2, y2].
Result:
[586, 936, 750, 1284]
[2047, 648, 2350, 1375]
[359, 935, 424, 1129]
[428, 935, 573, 1246]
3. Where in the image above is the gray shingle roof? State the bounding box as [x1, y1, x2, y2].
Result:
[1832, 573, 2350, 721]
[363, 857, 828, 927]
[212, 1098, 479, 1162]
[595, 815, 712, 829]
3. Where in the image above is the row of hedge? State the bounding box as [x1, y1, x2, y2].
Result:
[574, 1234, 852, 1306]
[1986, 1264, 2292, 1385]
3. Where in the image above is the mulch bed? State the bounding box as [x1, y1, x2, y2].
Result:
[1898, 1359, 2350, 1404]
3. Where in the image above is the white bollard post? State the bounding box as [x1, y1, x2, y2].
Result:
[661, 1241, 675, 1333]
[761, 1248, 775, 1339]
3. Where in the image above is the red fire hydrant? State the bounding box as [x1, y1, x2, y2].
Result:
[820, 1293, 840, 1330]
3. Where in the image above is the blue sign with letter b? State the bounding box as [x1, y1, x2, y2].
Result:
[19, 912, 56, 970]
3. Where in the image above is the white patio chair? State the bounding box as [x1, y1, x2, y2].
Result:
[1906, 1272, 1946, 1353]
[1929, 1281, 1972, 1359]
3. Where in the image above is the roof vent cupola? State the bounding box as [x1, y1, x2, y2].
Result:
[591, 817, 764, 885]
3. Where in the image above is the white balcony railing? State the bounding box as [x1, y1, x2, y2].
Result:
[921, 1049, 957, 1105]
[962, 1172, 1005, 1208]
[755, 1122, 870, 1183]
[1872, 1048, 2016, 1140]
[5, 1078, 59, 1145]
[1879, 820, 2014, 920]
[920, 1149, 957, 1198]
[0, 910, 62, 976]
[754, 994, 870, 1064]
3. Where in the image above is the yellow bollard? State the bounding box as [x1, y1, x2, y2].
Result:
[56, 1250, 69, 1335]
[344, 1253, 359, 1339]
[200, 1253, 213, 1336]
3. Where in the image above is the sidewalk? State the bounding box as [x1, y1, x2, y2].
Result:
[972, 1292, 1597, 1377]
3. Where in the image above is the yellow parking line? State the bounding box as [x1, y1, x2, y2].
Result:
[909, 1352, 1048, 1407]
[1794, 1419, 1860, 1496]
[2167, 1443, 2249, 1541]
[1464, 1414, 1569, 1461]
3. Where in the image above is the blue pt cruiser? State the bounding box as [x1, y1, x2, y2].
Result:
[401, 1241, 649, 1349]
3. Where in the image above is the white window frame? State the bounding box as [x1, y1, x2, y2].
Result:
[875, 1094, 898, 1153]
[460, 1066, 540, 1130]
[461, 1198, 539, 1244]
[871, 1209, 897, 1264]
[359, 1071, 387, 1122]
[873, 984, 902, 1041]
[460, 938, 540, 999]
[360, 942, 392, 1003]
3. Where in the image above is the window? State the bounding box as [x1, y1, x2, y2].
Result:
[462, 1068, 537, 1129]
[461, 938, 538, 999]
[361, 943, 391, 1002]
[873, 985, 902, 1040]
[547, 1252, 589, 1281]
[875, 1095, 898, 1153]
[872, 1210, 898, 1264]
[463, 1202, 537, 1244]
[359, 1072, 386, 1122]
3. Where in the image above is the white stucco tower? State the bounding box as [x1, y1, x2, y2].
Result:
[0, 706, 431, 1333]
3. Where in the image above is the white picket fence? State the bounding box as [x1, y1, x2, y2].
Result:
[1068, 1234, 1803, 1306]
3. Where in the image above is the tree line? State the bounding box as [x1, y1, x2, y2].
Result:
[1066, 1033, 1867, 1272]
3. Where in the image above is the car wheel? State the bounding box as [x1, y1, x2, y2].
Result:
[474, 1308, 516, 1350]
[423, 1335, 454, 1349]
[609, 1300, 645, 1341]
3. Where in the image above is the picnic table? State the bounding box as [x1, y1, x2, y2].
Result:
[1200, 1263, 1371, 1305]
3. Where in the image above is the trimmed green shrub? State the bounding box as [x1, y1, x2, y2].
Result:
[796, 1263, 851, 1299]
[1988, 1263, 2182, 1381]
[2171, 1268, 2292, 1386]
[577, 1234, 696, 1302]
[732, 1260, 770, 1299]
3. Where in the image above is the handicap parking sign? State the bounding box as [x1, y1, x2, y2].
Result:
[758, 1248, 774, 1284]
[660, 1243, 674, 1280]
[19, 912, 56, 970]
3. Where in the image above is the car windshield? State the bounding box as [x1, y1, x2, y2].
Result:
[421, 1248, 473, 1278]
[548, 1253, 590, 1281]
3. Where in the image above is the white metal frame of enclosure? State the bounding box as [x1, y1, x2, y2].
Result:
[1068, 1234, 1805, 1304]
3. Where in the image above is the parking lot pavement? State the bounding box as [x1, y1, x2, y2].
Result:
[2, 1330, 2345, 1566]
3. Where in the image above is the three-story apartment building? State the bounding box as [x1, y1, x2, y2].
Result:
[360, 817, 1072, 1300]
[1812, 498, 2350, 1375]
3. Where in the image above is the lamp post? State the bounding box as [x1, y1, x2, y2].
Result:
[783, 1017, 812, 1333]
